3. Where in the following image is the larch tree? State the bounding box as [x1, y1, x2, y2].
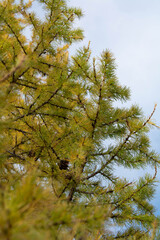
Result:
[0, 0, 159, 239]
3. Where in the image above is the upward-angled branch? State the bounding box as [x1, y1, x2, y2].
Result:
[3, 19, 27, 55]
[0, 55, 26, 84]
[92, 81, 103, 137]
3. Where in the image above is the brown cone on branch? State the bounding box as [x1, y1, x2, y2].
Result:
[59, 160, 69, 170]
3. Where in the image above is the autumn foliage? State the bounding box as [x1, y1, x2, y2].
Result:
[0, 0, 159, 239]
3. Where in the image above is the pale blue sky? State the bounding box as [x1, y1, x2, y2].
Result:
[68, 0, 160, 214]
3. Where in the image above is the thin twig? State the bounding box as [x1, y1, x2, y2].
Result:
[0, 55, 26, 84]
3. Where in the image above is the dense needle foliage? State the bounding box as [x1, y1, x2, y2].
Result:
[0, 0, 159, 239]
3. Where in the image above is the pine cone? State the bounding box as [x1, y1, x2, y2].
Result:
[59, 160, 69, 170]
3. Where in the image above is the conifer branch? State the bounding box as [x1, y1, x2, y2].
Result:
[113, 167, 157, 211]
[92, 81, 103, 137]
[3, 19, 27, 55]
[93, 57, 98, 83]
[85, 133, 131, 180]
[0, 58, 8, 70]
[72, 57, 92, 81]
[142, 104, 157, 128]
[16, 81, 37, 89]
[77, 95, 93, 121]
[7, 150, 26, 161]
[0, 55, 26, 84]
